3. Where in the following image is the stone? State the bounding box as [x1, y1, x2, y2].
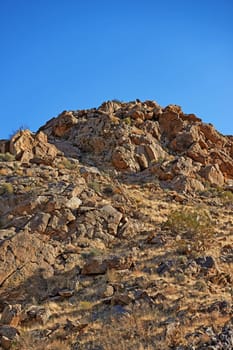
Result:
[24, 306, 51, 325]
[65, 197, 82, 210]
[99, 285, 114, 298]
[0, 326, 19, 349]
[99, 205, 123, 236]
[195, 256, 215, 269]
[111, 292, 134, 305]
[199, 164, 225, 186]
[157, 260, 173, 275]
[82, 255, 134, 275]
[0, 304, 21, 327]
[58, 289, 74, 297]
[167, 175, 204, 193]
[9, 129, 59, 163]
[159, 110, 184, 140]
[82, 258, 108, 275]
[27, 212, 51, 232]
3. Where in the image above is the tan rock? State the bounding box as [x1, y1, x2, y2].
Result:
[82, 257, 108, 275]
[9, 129, 34, 158]
[199, 164, 225, 186]
[65, 197, 82, 210]
[159, 110, 184, 140]
[168, 175, 204, 193]
[27, 212, 51, 232]
[48, 111, 78, 137]
[82, 254, 134, 275]
[170, 126, 200, 152]
[8, 129, 59, 163]
[99, 205, 123, 236]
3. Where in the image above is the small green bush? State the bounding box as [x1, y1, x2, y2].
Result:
[0, 182, 14, 195]
[164, 207, 214, 256]
[219, 190, 233, 202]
[89, 181, 101, 193]
[123, 116, 131, 125]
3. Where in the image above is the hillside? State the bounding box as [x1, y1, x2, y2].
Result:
[0, 100, 232, 350]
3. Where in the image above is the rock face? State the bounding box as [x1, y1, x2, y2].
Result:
[36, 100, 233, 190]
[9, 130, 60, 163]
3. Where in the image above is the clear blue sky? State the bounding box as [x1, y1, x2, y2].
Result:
[0, 0, 233, 139]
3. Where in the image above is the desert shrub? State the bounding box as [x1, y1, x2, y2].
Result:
[200, 186, 233, 204]
[0, 182, 14, 195]
[194, 279, 207, 291]
[163, 206, 214, 256]
[218, 189, 233, 203]
[0, 152, 15, 162]
[89, 181, 101, 193]
[58, 158, 78, 170]
[9, 125, 29, 139]
[123, 116, 131, 125]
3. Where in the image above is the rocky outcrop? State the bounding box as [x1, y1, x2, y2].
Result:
[9, 130, 60, 164]
[1, 100, 232, 192]
[35, 100, 233, 191]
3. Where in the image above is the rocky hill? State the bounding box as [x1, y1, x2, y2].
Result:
[0, 100, 232, 349]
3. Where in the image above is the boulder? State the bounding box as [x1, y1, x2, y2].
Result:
[65, 197, 82, 210]
[159, 110, 184, 140]
[199, 164, 225, 186]
[82, 255, 134, 275]
[0, 325, 19, 350]
[0, 304, 21, 327]
[9, 129, 59, 163]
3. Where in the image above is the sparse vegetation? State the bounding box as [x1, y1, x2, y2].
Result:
[0, 182, 14, 195]
[122, 116, 131, 125]
[164, 206, 215, 256]
[88, 180, 102, 193]
[0, 152, 15, 162]
[9, 125, 30, 139]
[58, 158, 79, 170]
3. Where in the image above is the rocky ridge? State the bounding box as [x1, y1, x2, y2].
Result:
[0, 100, 232, 349]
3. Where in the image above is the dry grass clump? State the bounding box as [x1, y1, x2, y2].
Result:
[0, 152, 15, 162]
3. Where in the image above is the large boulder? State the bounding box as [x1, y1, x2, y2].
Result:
[199, 164, 225, 186]
[9, 130, 59, 163]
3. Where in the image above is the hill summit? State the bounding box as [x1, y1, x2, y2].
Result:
[0, 100, 232, 349]
[1, 99, 233, 191]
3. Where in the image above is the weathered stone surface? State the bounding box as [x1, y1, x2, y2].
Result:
[82, 257, 107, 275]
[0, 325, 19, 349]
[0, 230, 58, 303]
[167, 175, 205, 193]
[0, 304, 21, 327]
[65, 197, 82, 210]
[82, 255, 134, 275]
[39, 111, 78, 138]
[159, 110, 184, 140]
[23, 306, 51, 326]
[27, 212, 51, 232]
[199, 164, 225, 186]
[99, 205, 123, 236]
[9, 129, 59, 163]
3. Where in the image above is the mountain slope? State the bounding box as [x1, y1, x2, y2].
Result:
[0, 100, 232, 349]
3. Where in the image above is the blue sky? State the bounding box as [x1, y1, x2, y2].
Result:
[0, 0, 233, 139]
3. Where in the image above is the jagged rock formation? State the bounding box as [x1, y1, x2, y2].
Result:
[1, 100, 232, 193]
[0, 100, 232, 349]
